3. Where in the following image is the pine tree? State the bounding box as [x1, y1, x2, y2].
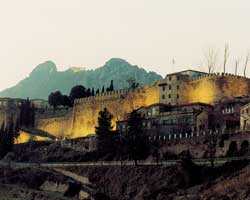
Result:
[0, 120, 15, 159]
[95, 108, 113, 154]
[109, 80, 114, 91]
[126, 110, 148, 165]
[96, 89, 100, 95]
[91, 88, 95, 96]
[101, 86, 105, 93]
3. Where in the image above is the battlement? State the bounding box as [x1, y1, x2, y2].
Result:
[74, 87, 146, 105]
[189, 72, 250, 82]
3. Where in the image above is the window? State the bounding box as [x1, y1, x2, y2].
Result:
[169, 76, 172, 81]
[168, 94, 171, 98]
[169, 85, 172, 90]
[162, 94, 165, 99]
[162, 86, 165, 91]
[177, 94, 179, 99]
[177, 76, 180, 80]
[177, 85, 179, 90]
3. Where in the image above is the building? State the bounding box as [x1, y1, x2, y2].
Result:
[213, 96, 250, 133]
[158, 70, 207, 105]
[240, 102, 250, 131]
[117, 102, 213, 137]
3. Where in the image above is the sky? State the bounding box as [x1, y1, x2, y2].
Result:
[0, 0, 250, 90]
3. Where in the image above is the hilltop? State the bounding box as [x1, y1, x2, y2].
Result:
[0, 58, 162, 99]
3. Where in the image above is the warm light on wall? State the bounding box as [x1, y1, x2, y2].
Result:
[15, 131, 51, 144]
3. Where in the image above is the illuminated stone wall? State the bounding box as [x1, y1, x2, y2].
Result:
[35, 84, 159, 138]
[35, 111, 73, 139]
[71, 85, 159, 138]
[34, 73, 250, 139]
[181, 73, 250, 105]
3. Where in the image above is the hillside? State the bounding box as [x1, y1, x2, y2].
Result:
[0, 58, 162, 99]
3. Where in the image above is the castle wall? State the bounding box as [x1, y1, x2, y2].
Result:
[182, 73, 250, 104]
[34, 73, 250, 139]
[35, 111, 73, 139]
[35, 85, 159, 138]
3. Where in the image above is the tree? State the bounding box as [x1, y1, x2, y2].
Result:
[235, 58, 240, 75]
[91, 88, 95, 96]
[226, 141, 238, 157]
[95, 108, 113, 154]
[223, 43, 230, 73]
[0, 119, 18, 159]
[204, 47, 218, 73]
[19, 99, 36, 128]
[239, 140, 249, 156]
[69, 85, 87, 103]
[126, 110, 148, 165]
[127, 78, 139, 90]
[86, 88, 91, 97]
[48, 91, 63, 109]
[243, 52, 249, 77]
[96, 89, 100, 95]
[206, 130, 218, 167]
[101, 86, 105, 93]
[61, 95, 72, 107]
[107, 80, 114, 92]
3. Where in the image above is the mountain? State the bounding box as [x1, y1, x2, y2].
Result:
[0, 58, 162, 99]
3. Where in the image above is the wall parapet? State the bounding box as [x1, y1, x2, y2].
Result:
[74, 87, 146, 105]
[189, 72, 250, 82]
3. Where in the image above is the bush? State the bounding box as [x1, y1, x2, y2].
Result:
[226, 141, 238, 157]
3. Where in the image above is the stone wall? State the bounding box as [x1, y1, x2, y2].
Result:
[34, 73, 250, 139]
[35, 85, 159, 138]
[182, 73, 250, 104]
[35, 110, 73, 139]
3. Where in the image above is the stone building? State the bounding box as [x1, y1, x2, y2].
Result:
[240, 102, 250, 131]
[213, 96, 250, 133]
[117, 102, 213, 137]
[158, 70, 207, 105]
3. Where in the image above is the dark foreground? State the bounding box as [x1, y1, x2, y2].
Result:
[0, 159, 249, 200]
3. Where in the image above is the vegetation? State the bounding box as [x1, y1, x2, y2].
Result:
[126, 110, 148, 165]
[226, 141, 238, 157]
[0, 118, 19, 159]
[95, 108, 114, 155]
[19, 98, 35, 128]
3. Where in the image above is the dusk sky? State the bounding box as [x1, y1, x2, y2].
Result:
[0, 0, 250, 90]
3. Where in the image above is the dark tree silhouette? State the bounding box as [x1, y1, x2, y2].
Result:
[109, 80, 114, 91]
[101, 86, 105, 93]
[91, 88, 95, 96]
[96, 89, 100, 95]
[206, 130, 218, 167]
[86, 88, 91, 97]
[19, 99, 36, 128]
[126, 110, 148, 165]
[95, 108, 113, 154]
[127, 78, 139, 90]
[61, 95, 72, 107]
[239, 140, 249, 156]
[0, 118, 19, 158]
[69, 85, 87, 102]
[48, 91, 63, 109]
[106, 80, 114, 92]
[226, 141, 238, 157]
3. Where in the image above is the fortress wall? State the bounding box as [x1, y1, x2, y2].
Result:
[71, 85, 159, 138]
[34, 85, 159, 138]
[35, 111, 73, 139]
[181, 73, 250, 104]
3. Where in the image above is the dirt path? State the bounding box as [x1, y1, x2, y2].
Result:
[54, 168, 90, 185]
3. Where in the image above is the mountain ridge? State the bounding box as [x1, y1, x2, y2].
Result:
[0, 58, 162, 100]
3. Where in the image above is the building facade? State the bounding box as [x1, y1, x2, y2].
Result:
[240, 102, 250, 132]
[117, 103, 213, 137]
